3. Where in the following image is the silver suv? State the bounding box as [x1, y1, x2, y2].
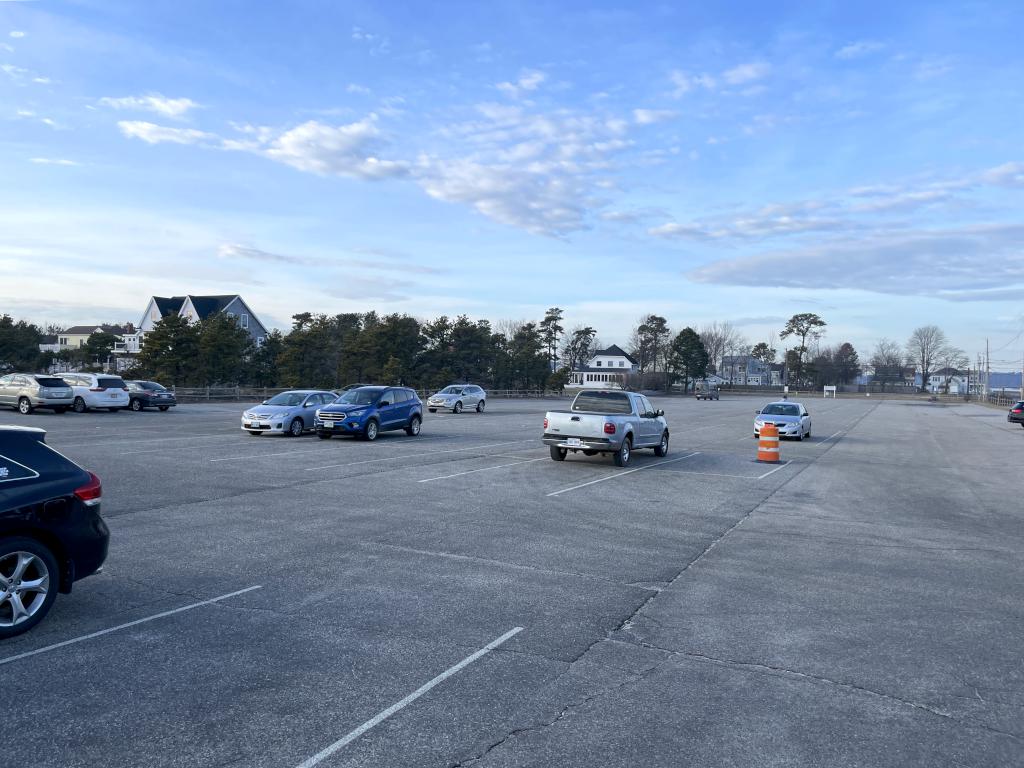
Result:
[0, 373, 74, 414]
[427, 384, 487, 413]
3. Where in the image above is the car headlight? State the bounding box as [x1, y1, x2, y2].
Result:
[243, 411, 253, 419]
[755, 420, 764, 427]
[347, 409, 367, 417]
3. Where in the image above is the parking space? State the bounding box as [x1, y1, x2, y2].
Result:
[2, 395, 1022, 766]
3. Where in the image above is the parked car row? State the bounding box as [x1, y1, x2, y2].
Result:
[241, 384, 488, 438]
[0, 373, 176, 414]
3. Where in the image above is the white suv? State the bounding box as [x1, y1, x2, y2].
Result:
[61, 373, 131, 413]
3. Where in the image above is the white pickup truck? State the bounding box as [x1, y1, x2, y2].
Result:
[542, 390, 670, 467]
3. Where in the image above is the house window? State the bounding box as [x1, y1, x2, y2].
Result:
[256, 336, 265, 347]
[241, 313, 249, 329]
[596, 360, 602, 366]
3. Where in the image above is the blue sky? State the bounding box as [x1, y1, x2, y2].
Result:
[2, 0, 1023, 365]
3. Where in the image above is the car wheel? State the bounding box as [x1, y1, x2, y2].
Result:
[317, 431, 332, 440]
[453, 401, 463, 414]
[0, 538, 59, 640]
[405, 415, 421, 436]
[806, 427, 811, 439]
[654, 431, 669, 457]
[54, 407, 67, 414]
[248, 430, 262, 436]
[73, 397, 87, 414]
[287, 417, 304, 436]
[17, 397, 33, 415]
[549, 446, 567, 461]
[130, 398, 143, 412]
[476, 400, 485, 413]
[428, 408, 436, 413]
[158, 406, 169, 412]
[364, 419, 379, 441]
[613, 436, 632, 467]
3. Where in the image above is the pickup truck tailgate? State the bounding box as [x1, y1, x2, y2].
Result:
[544, 411, 610, 440]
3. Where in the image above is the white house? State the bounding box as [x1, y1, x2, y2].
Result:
[129, 294, 269, 352]
[567, 345, 639, 388]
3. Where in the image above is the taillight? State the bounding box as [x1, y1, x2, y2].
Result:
[122, 387, 129, 391]
[89, 387, 105, 392]
[603, 422, 616, 434]
[1013, 408, 1023, 413]
[543, 417, 548, 429]
[74, 472, 102, 506]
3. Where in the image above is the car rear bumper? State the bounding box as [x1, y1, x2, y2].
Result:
[1007, 414, 1024, 424]
[142, 398, 177, 407]
[30, 396, 74, 408]
[543, 434, 617, 451]
[61, 507, 110, 590]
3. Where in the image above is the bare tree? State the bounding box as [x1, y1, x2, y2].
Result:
[906, 325, 948, 393]
[495, 318, 526, 340]
[936, 345, 968, 392]
[870, 338, 906, 387]
[699, 321, 744, 376]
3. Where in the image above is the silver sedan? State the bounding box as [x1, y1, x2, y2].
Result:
[754, 401, 812, 440]
[241, 390, 338, 436]
[426, 384, 487, 414]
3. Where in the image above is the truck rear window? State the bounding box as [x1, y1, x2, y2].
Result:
[572, 392, 632, 414]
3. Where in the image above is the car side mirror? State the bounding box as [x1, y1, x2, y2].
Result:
[262, 400, 269, 405]
[379, 400, 390, 407]
[755, 409, 761, 414]
[657, 409, 664, 417]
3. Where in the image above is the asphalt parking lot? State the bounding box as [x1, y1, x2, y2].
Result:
[2, 395, 1022, 767]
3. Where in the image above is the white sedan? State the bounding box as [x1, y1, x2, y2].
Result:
[754, 401, 812, 440]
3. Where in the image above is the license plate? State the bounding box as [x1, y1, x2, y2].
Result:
[566, 438, 582, 447]
[323, 420, 334, 428]
[110, 393, 119, 399]
[248, 421, 261, 428]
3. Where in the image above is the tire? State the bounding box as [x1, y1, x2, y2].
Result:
[248, 430, 262, 436]
[17, 397, 33, 415]
[613, 436, 632, 467]
[476, 400, 485, 413]
[0, 538, 59, 639]
[453, 401, 463, 414]
[54, 407, 67, 414]
[73, 397, 87, 414]
[654, 431, 669, 457]
[405, 415, 421, 436]
[364, 419, 379, 441]
[317, 431, 332, 440]
[287, 417, 304, 437]
[549, 446, 567, 461]
[428, 408, 436, 413]
[806, 428, 811, 439]
[158, 406, 169, 412]
[130, 398, 143, 412]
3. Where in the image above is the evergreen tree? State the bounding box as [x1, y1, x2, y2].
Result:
[668, 328, 709, 393]
[133, 314, 201, 385]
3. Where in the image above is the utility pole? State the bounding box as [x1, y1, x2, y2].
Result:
[985, 338, 990, 402]
[1020, 349, 1023, 402]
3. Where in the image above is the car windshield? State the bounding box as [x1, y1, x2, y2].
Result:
[439, 386, 464, 394]
[572, 391, 633, 414]
[761, 404, 800, 416]
[266, 392, 307, 406]
[338, 389, 382, 405]
[35, 377, 68, 387]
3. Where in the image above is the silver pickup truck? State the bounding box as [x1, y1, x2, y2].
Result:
[543, 390, 670, 467]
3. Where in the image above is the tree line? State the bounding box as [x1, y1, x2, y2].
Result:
[0, 310, 968, 393]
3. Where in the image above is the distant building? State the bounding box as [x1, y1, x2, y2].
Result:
[567, 344, 638, 388]
[53, 324, 134, 351]
[721, 355, 779, 386]
[128, 294, 269, 352]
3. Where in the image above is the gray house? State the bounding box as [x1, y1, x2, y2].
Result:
[128, 294, 269, 352]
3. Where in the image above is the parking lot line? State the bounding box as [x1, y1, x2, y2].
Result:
[209, 436, 452, 463]
[0, 586, 262, 667]
[418, 457, 547, 483]
[546, 452, 701, 497]
[816, 430, 844, 446]
[295, 626, 523, 768]
[303, 439, 534, 471]
[756, 459, 792, 479]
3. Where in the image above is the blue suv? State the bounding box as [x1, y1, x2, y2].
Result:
[315, 386, 422, 441]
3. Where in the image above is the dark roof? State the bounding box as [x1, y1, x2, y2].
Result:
[573, 366, 629, 373]
[594, 344, 638, 365]
[62, 324, 131, 335]
[153, 297, 186, 317]
[187, 295, 238, 319]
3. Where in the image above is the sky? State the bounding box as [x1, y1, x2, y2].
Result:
[2, 0, 1023, 367]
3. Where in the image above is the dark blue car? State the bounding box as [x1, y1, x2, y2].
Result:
[315, 386, 422, 441]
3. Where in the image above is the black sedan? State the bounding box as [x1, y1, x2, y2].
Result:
[1, 425, 109, 638]
[126, 380, 177, 411]
[1008, 401, 1024, 427]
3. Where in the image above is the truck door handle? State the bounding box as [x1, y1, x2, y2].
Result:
[570, 416, 580, 421]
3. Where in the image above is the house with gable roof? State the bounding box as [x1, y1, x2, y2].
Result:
[567, 344, 639, 389]
[126, 294, 269, 353]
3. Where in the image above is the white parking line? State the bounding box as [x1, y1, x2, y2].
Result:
[418, 457, 547, 483]
[210, 436, 452, 463]
[816, 430, 844, 446]
[756, 460, 792, 479]
[304, 440, 534, 471]
[295, 626, 523, 768]
[546, 452, 700, 497]
[0, 586, 262, 667]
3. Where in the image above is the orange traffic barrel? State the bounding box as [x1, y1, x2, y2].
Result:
[757, 423, 780, 463]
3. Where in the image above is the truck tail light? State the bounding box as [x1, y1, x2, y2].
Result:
[74, 472, 102, 507]
[543, 417, 548, 429]
[603, 422, 616, 435]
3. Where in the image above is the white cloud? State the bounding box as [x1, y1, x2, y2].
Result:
[0, 43, 13, 53]
[118, 120, 216, 145]
[688, 224, 1024, 299]
[30, 157, 79, 166]
[100, 94, 199, 118]
[260, 118, 408, 179]
[9, 31, 26, 39]
[32, 76, 51, 84]
[496, 69, 546, 98]
[15, 108, 33, 117]
[915, 57, 953, 80]
[346, 83, 371, 95]
[218, 243, 302, 264]
[835, 40, 883, 60]
[633, 108, 678, 125]
[722, 61, 770, 85]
